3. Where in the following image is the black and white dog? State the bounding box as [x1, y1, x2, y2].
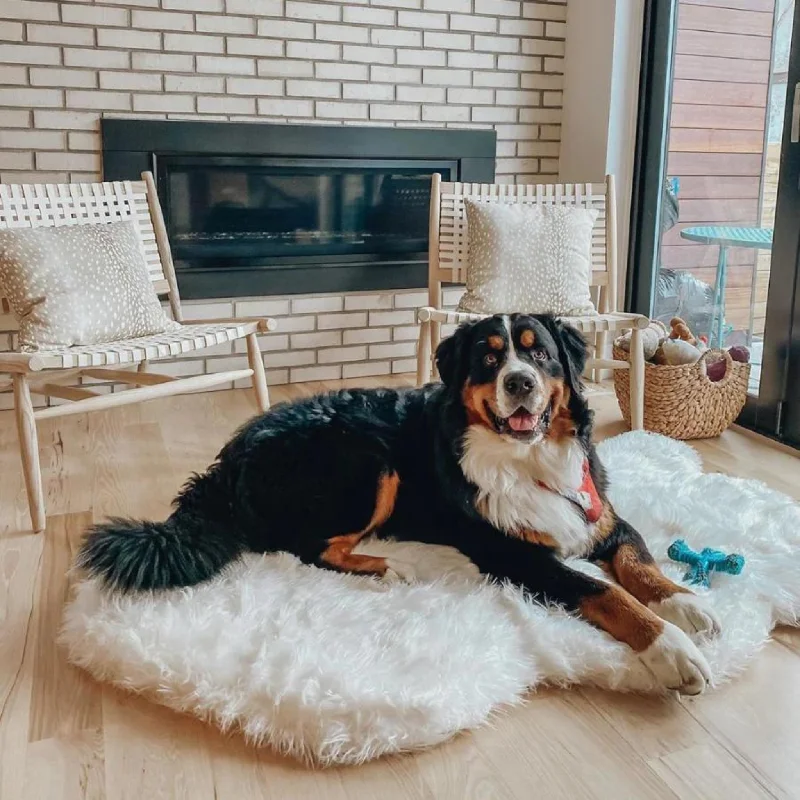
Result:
[79, 314, 719, 694]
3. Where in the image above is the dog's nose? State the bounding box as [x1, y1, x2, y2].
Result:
[503, 372, 535, 396]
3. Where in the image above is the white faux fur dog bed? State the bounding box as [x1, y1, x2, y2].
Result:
[61, 431, 800, 765]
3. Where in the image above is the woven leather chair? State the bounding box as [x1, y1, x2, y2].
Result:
[416, 173, 646, 428]
[0, 172, 275, 533]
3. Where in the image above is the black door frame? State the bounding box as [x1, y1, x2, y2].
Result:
[784, 265, 800, 443]
[736, 4, 800, 440]
[771, 7, 800, 445]
[628, 0, 800, 445]
[626, 0, 678, 318]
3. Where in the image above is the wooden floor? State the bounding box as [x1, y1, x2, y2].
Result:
[1, 376, 800, 800]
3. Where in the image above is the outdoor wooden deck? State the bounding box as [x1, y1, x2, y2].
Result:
[663, 0, 776, 338]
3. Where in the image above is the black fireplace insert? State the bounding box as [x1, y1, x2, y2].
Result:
[102, 120, 495, 298]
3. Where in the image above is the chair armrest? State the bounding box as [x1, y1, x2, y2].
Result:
[0, 352, 46, 374]
[180, 317, 278, 333]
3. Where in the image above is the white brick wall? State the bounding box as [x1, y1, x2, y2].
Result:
[0, 0, 566, 390]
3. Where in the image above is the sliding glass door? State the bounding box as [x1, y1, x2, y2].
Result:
[629, 0, 800, 445]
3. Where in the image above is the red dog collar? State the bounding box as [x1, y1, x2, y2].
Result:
[538, 459, 603, 523]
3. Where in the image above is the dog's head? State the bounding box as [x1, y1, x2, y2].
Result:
[435, 313, 588, 445]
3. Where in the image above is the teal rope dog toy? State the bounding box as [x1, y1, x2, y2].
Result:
[667, 539, 745, 588]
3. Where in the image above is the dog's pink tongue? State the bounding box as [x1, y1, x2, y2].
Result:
[508, 411, 537, 432]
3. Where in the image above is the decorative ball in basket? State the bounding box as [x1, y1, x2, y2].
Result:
[613, 317, 751, 440]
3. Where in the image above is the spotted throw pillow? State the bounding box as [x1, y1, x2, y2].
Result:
[0, 219, 179, 351]
[456, 200, 599, 317]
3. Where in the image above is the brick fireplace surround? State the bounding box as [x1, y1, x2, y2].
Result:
[0, 0, 566, 405]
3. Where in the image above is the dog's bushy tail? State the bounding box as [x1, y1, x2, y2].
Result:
[77, 467, 245, 593]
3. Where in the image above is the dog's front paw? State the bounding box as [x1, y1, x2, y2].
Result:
[650, 593, 721, 638]
[638, 622, 712, 696]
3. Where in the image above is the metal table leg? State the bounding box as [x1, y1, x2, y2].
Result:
[709, 245, 728, 348]
[747, 254, 759, 348]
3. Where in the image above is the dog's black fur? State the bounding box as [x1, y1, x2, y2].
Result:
[77, 315, 667, 623]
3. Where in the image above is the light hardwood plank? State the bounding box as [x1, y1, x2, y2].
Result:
[28, 512, 102, 743]
[681, 641, 800, 799]
[475, 690, 674, 799]
[39, 414, 95, 518]
[103, 690, 217, 800]
[0, 382, 798, 800]
[771, 626, 800, 657]
[578, 687, 774, 797]
[24, 728, 105, 800]
[89, 413, 218, 800]
[0, 533, 43, 800]
[208, 733, 432, 800]
[648, 743, 779, 800]
[391, 732, 518, 800]
[0, 416, 44, 800]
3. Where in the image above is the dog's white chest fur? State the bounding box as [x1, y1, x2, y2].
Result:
[460, 426, 594, 557]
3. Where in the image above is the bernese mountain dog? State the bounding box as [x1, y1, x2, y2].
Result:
[78, 313, 720, 695]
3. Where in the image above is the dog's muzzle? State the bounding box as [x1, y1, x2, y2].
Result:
[493, 366, 548, 439]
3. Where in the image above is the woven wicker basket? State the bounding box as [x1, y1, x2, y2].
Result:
[612, 344, 751, 439]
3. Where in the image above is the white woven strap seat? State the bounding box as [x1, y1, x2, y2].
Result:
[20, 320, 276, 371]
[417, 307, 648, 335]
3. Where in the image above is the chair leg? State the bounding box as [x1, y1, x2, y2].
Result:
[417, 319, 432, 386]
[629, 327, 645, 431]
[246, 332, 270, 413]
[135, 359, 149, 387]
[13, 375, 46, 533]
[593, 330, 608, 383]
[430, 321, 441, 380]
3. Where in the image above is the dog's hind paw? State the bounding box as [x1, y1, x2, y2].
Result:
[383, 559, 418, 584]
[382, 546, 480, 585]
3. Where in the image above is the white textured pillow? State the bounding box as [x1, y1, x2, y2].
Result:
[0, 219, 179, 351]
[457, 200, 599, 316]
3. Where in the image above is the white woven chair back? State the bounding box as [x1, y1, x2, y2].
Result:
[0, 179, 166, 283]
[0, 176, 178, 332]
[431, 178, 612, 289]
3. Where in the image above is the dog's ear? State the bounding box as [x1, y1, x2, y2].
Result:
[541, 316, 588, 391]
[435, 322, 475, 389]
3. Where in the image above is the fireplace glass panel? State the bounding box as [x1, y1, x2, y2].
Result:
[162, 158, 453, 266]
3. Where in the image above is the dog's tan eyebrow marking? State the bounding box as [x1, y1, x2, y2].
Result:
[520, 329, 535, 348]
[487, 335, 505, 351]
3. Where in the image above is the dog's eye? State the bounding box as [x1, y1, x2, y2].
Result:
[483, 353, 498, 367]
[533, 350, 547, 361]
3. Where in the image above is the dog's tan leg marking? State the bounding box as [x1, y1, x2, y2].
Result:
[318, 471, 399, 576]
[580, 584, 664, 652]
[611, 543, 690, 605]
[610, 544, 721, 637]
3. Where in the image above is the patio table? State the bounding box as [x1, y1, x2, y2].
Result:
[679, 225, 772, 347]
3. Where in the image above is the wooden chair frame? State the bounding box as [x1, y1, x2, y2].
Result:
[416, 173, 647, 429]
[0, 172, 275, 533]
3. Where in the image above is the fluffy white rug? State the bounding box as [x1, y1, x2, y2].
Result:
[61, 431, 800, 765]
